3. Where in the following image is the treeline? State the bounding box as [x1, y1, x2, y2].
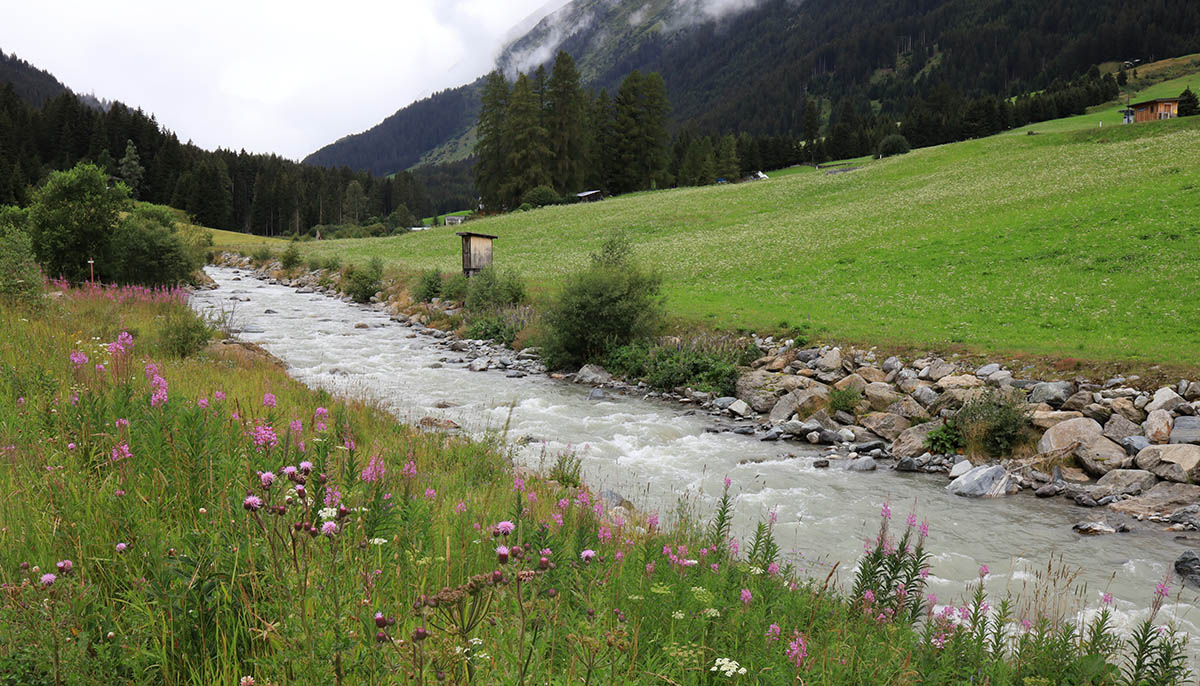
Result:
[0, 84, 433, 235]
[474, 52, 670, 211]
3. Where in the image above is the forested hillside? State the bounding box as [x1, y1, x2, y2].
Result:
[305, 0, 1200, 177]
[0, 50, 72, 107]
[0, 83, 432, 236]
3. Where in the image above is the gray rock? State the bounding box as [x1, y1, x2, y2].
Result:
[891, 420, 943, 458]
[845, 457, 877, 472]
[1036, 417, 1103, 454]
[1185, 382, 1200, 401]
[735, 370, 814, 413]
[1177, 551, 1200, 589]
[911, 385, 940, 408]
[976, 363, 1001, 377]
[1029, 381, 1076, 408]
[1035, 483, 1061, 498]
[860, 412, 911, 441]
[1142, 409, 1173, 444]
[713, 396, 738, 410]
[816, 347, 842, 372]
[1103, 414, 1142, 443]
[946, 465, 1015, 498]
[987, 370, 1014, 387]
[1074, 436, 1128, 478]
[1122, 435, 1151, 456]
[863, 382, 902, 411]
[760, 428, 782, 441]
[1169, 505, 1200, 530]
[925, 359, 956, 381]
[1090, 469, 1158, 500]
[1110, 482, 1200, 518]
[1145, 387, 1186, 414]
[881, 356, 902, 373]
[468, 358, 490, 372]
[506, 370, 526, 378]
[727, 399, 752, 418]
[948, 460, 973, 478]
[1082, 403, 1113, 424]
[833, 410, 857, 425]
[1169, 416, 1200, 445]
[812, 458, 830, 468]
[575, 364, 612, 385]
[587, 388, 607, 401]
[837, 428, 856, 443]
[1073, 520, 1117, 536]
[806, 431, 822, 444]
[895, 456, 920, 472]
[1135, 443, 1200, 482]
[1061, 390, 1094, 412]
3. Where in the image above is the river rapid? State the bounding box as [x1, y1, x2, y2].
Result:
[192, 266, 1197, 656]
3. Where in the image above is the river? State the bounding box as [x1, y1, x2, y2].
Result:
[192, 266, 1197, 658]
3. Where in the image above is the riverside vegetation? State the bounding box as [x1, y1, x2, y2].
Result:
[1, 267, 1194, 684]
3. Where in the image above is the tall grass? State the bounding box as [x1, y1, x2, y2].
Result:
[0, 289, 1191, 685]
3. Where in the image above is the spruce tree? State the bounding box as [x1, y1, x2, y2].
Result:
[611, 71, 670, 194]
[473, 71, 510, 211]
[545, 51, 588, 195]
[714, 134, 740, 181]
[1179, 87, 1199, 117]
[499, 73, 552, 209]
[117, 139, 144, 198]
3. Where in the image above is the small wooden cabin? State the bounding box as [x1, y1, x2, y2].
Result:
[576, 190, 604, 202]
[444, 215, 465, 226]
[457, 231, 497, 276]
[1129, 98, 1179, 123]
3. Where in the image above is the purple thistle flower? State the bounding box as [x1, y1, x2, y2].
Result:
[260, 472, 276, 489]
[56, 559, 73, 575]
[496, 545, 510, 565]
[243, 495, 264, 511]
[321, 521, 337, 537]
[116, 542, 128, 553]
[495, 520, 515, 536]
[580, 549, 596, 562]
[299, 461, 313, 474]
[40, 573, 56, 587]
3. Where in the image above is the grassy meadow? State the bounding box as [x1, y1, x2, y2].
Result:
[0, 285, 1189, 684]
[299, 115, 1200, 365]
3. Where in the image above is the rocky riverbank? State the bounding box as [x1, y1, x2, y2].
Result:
[207, 253, 1199, 551]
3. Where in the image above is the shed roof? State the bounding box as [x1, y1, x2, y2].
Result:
[1129, 97, 1180, 108]
[456, 231, 498, 239]
[576, 190, 603, 197]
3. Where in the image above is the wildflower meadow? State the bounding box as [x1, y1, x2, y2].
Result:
[0, 283, 1192, 684]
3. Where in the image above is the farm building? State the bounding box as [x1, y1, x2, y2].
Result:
[1129, 97, 1179, 122]
[457, 231, 497, 276]
[444, 215, 465, 226]
[576, 190, 604, 202]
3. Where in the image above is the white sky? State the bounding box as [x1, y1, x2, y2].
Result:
[0, 0, 568, 160]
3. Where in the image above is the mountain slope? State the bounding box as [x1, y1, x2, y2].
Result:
[304, 0, 1200, 175]
[0, 49, 72, 106]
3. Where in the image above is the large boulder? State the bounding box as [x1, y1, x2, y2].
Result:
[911, 385, 940, 408]
[1061, 390, 1094, 412]
[892, 420, 944, 458]
[860, 412, 912, 441]
[1110, 397, 1145, 423]
[1134, 444, 1200, 483]
[1170, 416, 1200, 445]
[938, 374, 984, 390]
[575, 364, 612, 385]
[1031, 410, 1084, 429]
[856, 367, 888, 383]
[1145, 387, 1186, 414]
[834, 373, 868, 394]
[1090, 469, 1159, 500]
[769, 386, 831, 422]
[886, 397, 930, 421]
[1177, 551, 1200, 590]
[1036, 417, 1103, 454]
[928, 388, 984, 416]
[923, 359, 957, 382]
[1143, 409, 1174, 444]
[1110, 481, 1200, 518]
[1073, 436, 1128, 477]
[735, 370, 815, 413]
[863, 382, 902, 411]
[946, 465, 1016, 497]
[1103, 414, 1142, 443]
[815, 348, 842, 372]
[1028, 381, 1075, 408]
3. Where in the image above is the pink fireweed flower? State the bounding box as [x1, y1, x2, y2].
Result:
[253, 424, 278, 449]
[495, 521, 515, 536]
[69, 351, 89, 368]
[107, 341, 124, 356]
[769, 509, 778, 524]
[558, 498, 569, 510]
[360, 454, 386, 482]
[455, 501, 467, 514]
[111, 443, 132, 462]
[343, 438, 355, 451]
[598, 526, 612, 543]
[648, 512, 659, 529]
[979, 564, 989, 578]
[881, 502, 892, 520]
[551, 512, 563, 526]
[243, 495, 264, 511]
[919, 520, 930, 538]
[1154, 582, 1170, 599]
[324, 485, 342, 507]
[919, 567, 930, 580]
[1103, 592, 1114, 605]
[401, 460, 417, 479]
[741, 588, 753, 605]
[262, 393, 276, 408]
[513, 476, 525, 492]
[927, 593, 938, 606]
[321, 521, 338, 537]
[143, 362, 159, 380]
[214, 390, 225, 401]
[424, 488, 436, 500]
[115, 418, 129, 428]
[723, 476, 731, 488]
[95, 364, 105, 372]
[710, 563, 719, 572]
[259, 472, 276, 489]
[149, 374, 169, 407]
[197, 397, 209, 409]
[864, 589, 875, 604]
[290, 419, 302, 434]
[1021, 618, 1034, 631]
[40, 573, 56, 587]
[906, 512, 918, 527]
[117, 331, 133, 350]
[615, 550, 624, 562]
[580, 549, 596, 562]
[768, 562, 780, 576]
[645, 562, 656, 575]
[766, 623, 781, 642]
[314, 406, 328, 419]
[786, 631, 808, 670]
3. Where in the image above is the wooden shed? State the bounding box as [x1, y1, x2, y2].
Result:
[444, 215, 465, 226]
[1129, 98, 1179, 123]
[457, 231, 497, 276]
[576, 190, 604, 202]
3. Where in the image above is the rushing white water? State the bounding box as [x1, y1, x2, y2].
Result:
[193, 266, 1198, 658]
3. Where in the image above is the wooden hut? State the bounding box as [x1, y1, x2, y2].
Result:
[1129, 98, 1179, 122]
[457, 232, 497, 276]
[444, 215, 465, 226]
[576, 190, 604, 202]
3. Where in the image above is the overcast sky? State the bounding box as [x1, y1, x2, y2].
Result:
[1, 0, 568, 160]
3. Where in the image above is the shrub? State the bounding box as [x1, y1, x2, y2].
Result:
[604, 337, 745, 396]
[441, 272, 469, 302]
[157, 308, 212, 358]
[110, 213, 198, 286]
[829, 387, 862, 414]
[465, 313, 521, 346]
[412, 269, 442, 302]
[465, 265, 525, 311]
[250, 246, 273, 265]
[322, 255, 341, 271]
[924, 421, 963, 454]
[0, 207, 41, 308]
[954, 389, 1033, 458]
[521, 185, 560, 208]
[28, 162, 130, 283]
[540, 234, 664, 370]
[280, 240, 303, 271]
[878, 134, 911, 158]
[343, 258, 383, 304]
[548, 450, 583, 488]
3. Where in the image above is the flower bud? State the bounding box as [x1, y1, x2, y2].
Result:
[374, 612, 387, 628]
[412, 627, 428, 642]
[538, 556, 549, 570]
[376, 630, 388, 643]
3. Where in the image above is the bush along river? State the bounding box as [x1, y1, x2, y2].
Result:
[192, 265, 1198, 661]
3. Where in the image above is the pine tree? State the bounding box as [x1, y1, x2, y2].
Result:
[342, 180, 366, 224]
[473, 71, 510, 211]
[117, 139, 144, 198]
[714, 134, 740, 181]
[499, 73, 552, 209]
[611, 71, 670, 194]
[545, 51, 588, 195]
[1179, 87, 1199, 117]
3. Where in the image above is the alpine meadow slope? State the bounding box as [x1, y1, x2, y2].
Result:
[301, 116, 1200, 365]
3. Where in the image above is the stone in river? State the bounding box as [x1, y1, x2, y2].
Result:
[845, 457, 877, 471]
[1090, 469, 1158, 500]
[946, 464, 1015, 497]
[1073, 520, 1118, 536]
[1177, 550, 1200, 590]
[812, 458, 830, 468]
[948, 460, 973, 478]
